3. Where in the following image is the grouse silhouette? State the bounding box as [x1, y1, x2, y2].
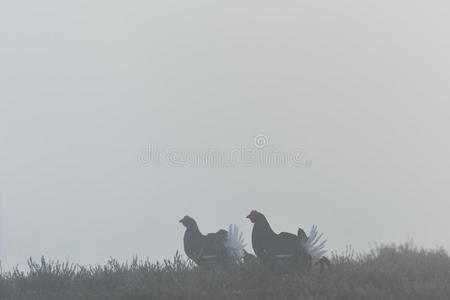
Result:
[179, 216, 246, 267]
[246, 210, 329, 271]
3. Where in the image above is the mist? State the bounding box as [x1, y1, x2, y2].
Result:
[1, 1, 449, 271]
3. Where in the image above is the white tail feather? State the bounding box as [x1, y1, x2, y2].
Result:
[305, 225, 327, 264]
[225, 224, 246, 260]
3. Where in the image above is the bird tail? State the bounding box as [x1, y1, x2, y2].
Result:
[305, 225, 327, 264]
[225, 224, 246, 260]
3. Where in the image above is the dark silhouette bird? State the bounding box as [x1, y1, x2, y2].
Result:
[246, 210, 328, 272]
[179, 216, 245, 267]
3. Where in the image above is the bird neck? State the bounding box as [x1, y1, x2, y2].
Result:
[186, 223, 202, 237]
[254, 216, 276, 235]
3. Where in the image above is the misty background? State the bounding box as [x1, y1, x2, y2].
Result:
[1, 1, 449, 271]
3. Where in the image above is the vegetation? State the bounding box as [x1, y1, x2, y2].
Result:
[1, 243, 449, 300]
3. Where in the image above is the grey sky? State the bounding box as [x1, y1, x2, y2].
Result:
[1, 1, 449, 270]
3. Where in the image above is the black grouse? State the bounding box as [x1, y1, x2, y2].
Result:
[246, 210, 328, 271]
[179, 216, 245, 267]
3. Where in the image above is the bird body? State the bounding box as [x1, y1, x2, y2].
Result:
[180, 216, 245, 267]
[247, 210, 327, 271]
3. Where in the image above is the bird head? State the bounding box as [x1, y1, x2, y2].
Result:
[246, 210, 263, 223]
[179, 215, 196, 228]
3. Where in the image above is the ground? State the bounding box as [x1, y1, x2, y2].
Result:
[1, 243, 449, 300]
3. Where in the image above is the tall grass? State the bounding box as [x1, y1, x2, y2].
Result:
[1, 243, 449, 299]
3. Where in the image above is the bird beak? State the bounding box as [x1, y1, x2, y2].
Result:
[179, 219, 183, 223]
[246, 214, 250, 218]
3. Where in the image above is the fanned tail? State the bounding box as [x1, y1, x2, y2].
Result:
[305, 225, 327, 264]
[225, 224, 246, 260]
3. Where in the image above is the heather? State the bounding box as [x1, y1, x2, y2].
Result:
[1, 243, 449, 300]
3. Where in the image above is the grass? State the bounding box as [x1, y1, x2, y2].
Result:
[1, 243, 449, 300]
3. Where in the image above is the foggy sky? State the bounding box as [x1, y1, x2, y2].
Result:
[1, 1, 450, 270]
